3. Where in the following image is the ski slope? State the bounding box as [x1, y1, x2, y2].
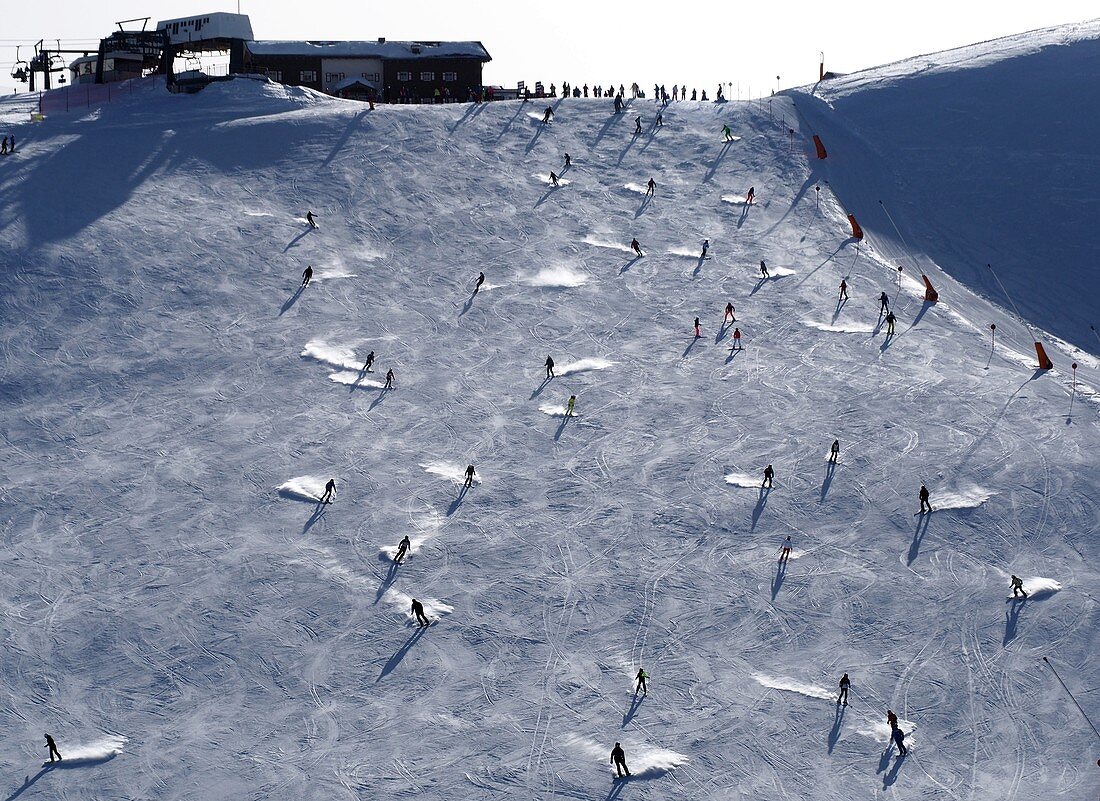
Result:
[0, 36, 1098, 801]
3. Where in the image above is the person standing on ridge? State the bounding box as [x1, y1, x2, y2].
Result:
[724, 301, 735, 323]
[701, 239, 710, 259]
[837, 673, 851, 706]
[464, 464, 476, 488]
[306, 211, 318, 229]
[780, 535, 792, 562]
[384, 368, 395, 389]
[363, 351, 375, 372]
[839, 279, 849, 301]
[394, 535, 411, 563]
[732, 328, 742, 350]
[301, 265, 313, 286]
[566, 395, 576, 417]
[1010, 575, 1028, 599]
[411, 598, 430, 627]
[829, 439, 840, 462]
[630, 237, 644, 257]
[542, 105, 554, 124]
[635, 668, 649, 695]
[746, 186, 755, 204]
[759, 260, 769, 279]
[474, 272, 485, 293]
[610, 743, 631, 777]
[545, 355, 555, 379]
[763, 464, 774, 488]
[879, 291, 890, 315]
[44, 733, 62, 763]
[320, 478, 337, 504]
[693, 317, 701, 338]
[645, 177, 656, 197]
[919, 484, 932, 514]
[885, 311, 896, 334]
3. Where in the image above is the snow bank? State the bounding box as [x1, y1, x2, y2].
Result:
[558, 358, 613, 376]
[49, 735, 127, 766]
[725, 472, 763, 488]
[752, 674, 834, 701]
[327, 370, 385, 389]
[933, 486, 993, 510]
[300, 340, 362, 371]
[421, 461, 481, 485]
[526, 266, 587, 288]
[276, 475, 330, 502]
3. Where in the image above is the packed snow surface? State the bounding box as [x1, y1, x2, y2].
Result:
[0, 25, 1098, 800]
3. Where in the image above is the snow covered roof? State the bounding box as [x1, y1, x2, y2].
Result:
[332, 75, 379, 92]
[246, 40, 491, 61]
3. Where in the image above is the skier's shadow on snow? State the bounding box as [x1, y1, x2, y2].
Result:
[368, 387, 390, 412]
[633, 194, 652, 218]
[831, 298, 848, 324]
[530, 376, 553, 399]
[751, 486, 771, 530]
[622, 693, 644, 727]
[820, 460, 836, 501]
[4, 766, 51, 801]
[736, 203, 751, 229]
[911, 299, 935, 329]
[827, 703, 846, 753]
[447, 485, 470, 516]
[907, 513, 931, 565]
[377, 627, 426, 681]
[554, 414, 570, 441]
[692, 256, 706, 278]
[1003, 597, 1026, 645]
[881, 753, 905, 788]
[375, 560, 400, 603]
[725, 348, 741, 365]
[283, 227, 314, 253]
[715, 320, 730, 343]
[876, 742, 894, 774]
[703, 140, 733, 184]
[604, 777, 629, 801]
[771, 558, 787, 599]
[619, 256, 642, 275]
[879, 331, 897, 352]
[279, 285, 306, 316]
[617, 132, 640, 165]
[451, 101, 488, 134]
[749, 277, 768, 296]
[491, 101, 525, 141]
[459, 292, 476, 317]
[303, 502, 327, 534]
[535, 184, 561, 208]
[681, 336, 701, 359]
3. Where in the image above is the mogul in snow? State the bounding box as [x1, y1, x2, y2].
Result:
[610, 743, 631, 777]
[1010, 575, 1028, 599]
[463, 464, 476, 488]
[919, 484, 932, 514]
[829, 439, 840, 462]
[363, 351, 375, 372]
[630, 238, 644, 257]
[837, 673, 851, 706]
[44, 733, 62, 763]
[762, 464, 775, 488]
[384, 368, 395, 389]
[635, 668, 648, 695]
[320, 478, 337, 504]
[474, 272, 485, 293]
[411, 598, 430, 627]
[306, 210, 317, 229]
[545, 355, 555, 378]
[394, 535, 411, 563]
[301, 265, 313, 286]
[759, 260, 769, 279]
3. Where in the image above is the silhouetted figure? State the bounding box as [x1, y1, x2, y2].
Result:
[474, 272, 485, 293]
[724, 301, 735, 322]
[545, 355, 555, 378]
[610, 743, 631, 777]
[885, 311, 896, 334]
[830, 439, 840, 462]
[732, 328, 742, 350]
[1010, 575, 1028, 599]
[320, 478, 337, 504]
[44, 733, 62, 763]
[892, 726, 908, 756]
[763, 464, 774, 488]
[880, 291, 890, 314]
[634, 116, 642, 134]
[655, 112, 663, 127]
[839, 279, 848, 300]
[837, 673, 850, 706]
[701, 239, 710, 259]
[384, 368, 395, 389]
[645, 177, 656, 197]
[887, 710, 898, 730]
[542, 106, 554, 123]
[550, 170, 559, 186]
[630, 238, 643, 257]
[566, 395, 576, 417]
[411, 598, 430, 627]
[306, 211, 317, 228]
[564, 152, 572, 166]
[780, 535, 792, 562]
[394, 535, 411, 563]
[363, 351, 375, 372]
[919, 484, 932, 514]
[759, 260, 769, 278]
[722, 124, 733, 141]
[301, 265, 313, 286]
[746, 186, 755, 204]
[635, 668, 648, 695]
[464, 464, 476, 488]
[693, 317, 701, 338]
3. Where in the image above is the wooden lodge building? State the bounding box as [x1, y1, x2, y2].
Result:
[243, 39, 492, 102]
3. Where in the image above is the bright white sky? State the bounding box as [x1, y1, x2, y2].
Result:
[1, 1, 1096, 96]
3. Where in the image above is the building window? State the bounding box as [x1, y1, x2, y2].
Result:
[420, 71, 435, 81]
[325, 72, 345, 83]
[268, 70, 282, 82]
[362, 72, 381, 82]
[300, 70, 317, 83]
[443, 71, 457, 82]
[397, 71, 411, 81]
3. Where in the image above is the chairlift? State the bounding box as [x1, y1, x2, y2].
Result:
[11, 47, 28, 82]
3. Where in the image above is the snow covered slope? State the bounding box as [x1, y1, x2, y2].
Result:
[790, 19, 1100, 354]
[0, 58, 1097, 801]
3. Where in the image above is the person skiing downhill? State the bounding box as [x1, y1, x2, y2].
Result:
[892, 726, 908, 756]
[722, 124, 734, 142]
[731, 328, 742, 350]
[919, 484, 932, 514]
[879, 291, 890, 315]
[564, 152, 572, 167]
[1010, 575, 1028, 599]
[837, 673, 851, 706]
[566, 395, 576, 417]
[550, 171, 559, 186]
[693, 317, 701, 338]
[763, 464, 774, 488]
[306, 211, 318, 229]
[635, 668, 649, 695]
[44, 733, 62, 763]
[545, 355, 555, 378]
[759, 260, 769, 279]
[363, 351, 375, 372]
[320, 478, 337, 504]
[885, 311, 896, 334]
[701, 239, 710, 259]
[630, 238, 643, 257]
[655, 111, 663, 127]
[301, 265, 313, 286]
[724, 301, 735, 322]
[780, 535, 792, 562]
[542, 105, 554, 123]
[384, 368, 395, 389]
[745, 186, 755, 205]
[634, 116, 642, 135]
[394, 535, 411, 563]
[610, 743, 631, 777]
[886, 710, 898, 730]
[474, 272, 485, 293]
[464, 464, 476, 488]
[830, 439, 840, 462]
[614, 94, 624, 113]
[839, 279, 849, 301]
[411, 598, 430, 627]
[645, 177, 656, 197]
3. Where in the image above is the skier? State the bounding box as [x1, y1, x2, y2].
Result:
[701, 239, 710, 259]
[306, 211, 317, 229]
[0, 137, 6, 155]
[564, 152, 572, 167]
[759, 260, 770, 279]
[1010, 575, 1028, 599]
[614, 94, 624, 113]
[839, 279, 849, 301]
[722, 124, 734, 142]
[879, 291, 890, 315]
[394, 535, 411, 563]
[301, 265, 313, 286]
[635, 668, 648, 695]
[610, 743, 631, 778]
[630, 237, 643, 257]
[892, 725, 908, 756]
[691, 88, 698, 100]
[384, 368, 395, 389]
[887, 710, 898, 730]
[885, 311, 896, 334]
[566, 395, 576, 417]
[762, 464, 774, 488]
[542, 105, 554, 124]
[656, 111, 663, 127]
[829, 439, 840, 462]
[645, 177, 656, 197]
[44, 733, 62, 763]
[474, 272, 485, 293]
[919, 484, 932, 514]
[634, 116, 642, 135]
[411, 598, 430, 627]
[545, 355, 555, 379]
[746, 186, 755, 204]
[363, 351, 375, 372]
[732, 328, 742, 350]
[550, 170, 559, 186]
[780, 535, 792, 562]
[693, 317, 701, 338]
[320, 478, 337, 504]
[464, 464, 476, 488]
[724, 302, 735, 323]
[837, 673, 851, 706]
